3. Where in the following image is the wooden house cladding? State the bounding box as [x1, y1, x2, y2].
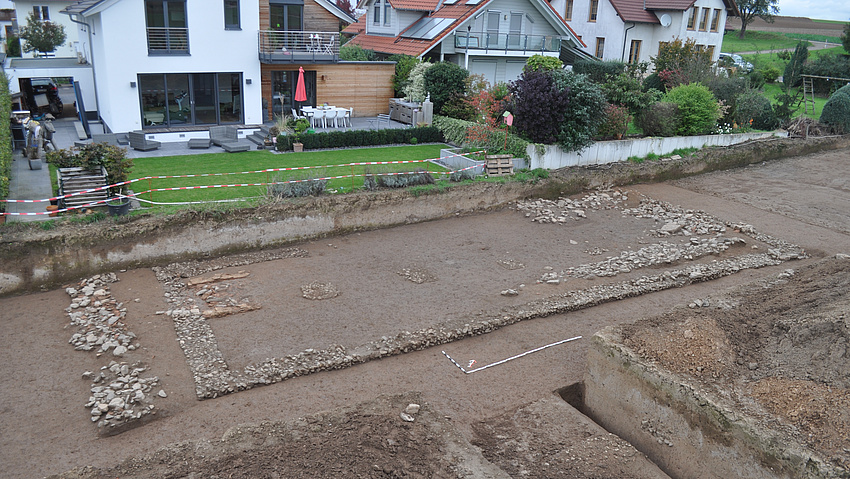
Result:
[261, 63, 396, 117]
[260, 0, 346, 32]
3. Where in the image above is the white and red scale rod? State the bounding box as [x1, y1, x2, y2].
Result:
[442, 336, 582, 374]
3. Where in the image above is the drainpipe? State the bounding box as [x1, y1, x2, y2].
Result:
[621, 22, 635, 62]
[68, 13, 101, 129]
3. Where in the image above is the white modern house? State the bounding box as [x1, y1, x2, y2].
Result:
[548, 0, 739, 65]
[11, 0, 81, 57]
[59, 0, 262, 133]
[344, 0, 591, 85]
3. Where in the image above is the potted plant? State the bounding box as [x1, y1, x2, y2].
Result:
[292, 118, 309, 152]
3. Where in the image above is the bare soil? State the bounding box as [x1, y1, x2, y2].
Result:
[2, 146, 850, 478]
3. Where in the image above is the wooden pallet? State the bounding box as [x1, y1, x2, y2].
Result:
[485, 154, 514, 176]
[58, 167, 109, 209]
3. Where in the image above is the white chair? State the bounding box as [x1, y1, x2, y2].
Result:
[325, 108, 338, 128]
[291, 108, 305, 120]
[343, 108, 352, 127]
[312, 109, 326, 129]
[323, 35, 335, 54]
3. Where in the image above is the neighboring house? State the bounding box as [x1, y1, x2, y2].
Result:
[11, 0, 81, 57]
[258, 0, 397, 119]
[343, 0, 590, 86]
[0, 7, 15, 51]
[549, 0, 739, 65]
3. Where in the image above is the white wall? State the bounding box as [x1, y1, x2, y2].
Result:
[85, 0, 261, 132]
[13, 0, 80, 57]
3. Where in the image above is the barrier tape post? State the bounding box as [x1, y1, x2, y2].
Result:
[148, 177, 153, 203]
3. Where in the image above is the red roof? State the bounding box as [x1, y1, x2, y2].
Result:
[643, 0, 695, 10]
[608, 0, 660, 23]
[388, 0, 440, 10]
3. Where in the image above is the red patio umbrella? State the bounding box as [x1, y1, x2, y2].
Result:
[295, 66, 307, 103]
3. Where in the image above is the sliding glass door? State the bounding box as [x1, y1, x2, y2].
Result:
[139, 72, 243, 127]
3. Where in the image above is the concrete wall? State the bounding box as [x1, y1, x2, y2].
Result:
[528, 131, 787, 170]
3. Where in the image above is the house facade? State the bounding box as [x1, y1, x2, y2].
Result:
[344, 0, 589, 86]
[549, 0, 738, 65]
[11, 0, 81, 57]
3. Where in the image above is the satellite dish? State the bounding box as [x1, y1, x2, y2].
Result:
[660, 14, 672, 27]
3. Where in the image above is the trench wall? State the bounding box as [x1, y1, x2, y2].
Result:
[584, 330, 834, 479]
[2, 135, 849, 296]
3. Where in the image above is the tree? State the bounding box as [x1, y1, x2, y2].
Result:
[652, 38, 713, 88]
[736, 0, 779, 39]
[423, 62, 469, 115]
[19, 12, 66, 55]
[842, 21, 850, 55]
[783, 41, 808, 90]
[336, 0, 355, 17]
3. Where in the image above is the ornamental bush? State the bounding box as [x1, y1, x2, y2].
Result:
[509, 69, 569, 144]
[423, 62, 469, 115]
[525, 54, 563, 72]
[596, 104, 632, 139]
[705, 75, 748, 122]
[636, 102, 679, 137]
[735, 91, 779, 130]
[820, 86, 850, 133]
[573, 60, 626, 84]
[664, 83, 719, 136]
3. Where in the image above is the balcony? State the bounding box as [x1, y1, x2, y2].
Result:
[454, 32, 561, 54]
[259, 31, 339, 64]
[147, 27, 189, 54]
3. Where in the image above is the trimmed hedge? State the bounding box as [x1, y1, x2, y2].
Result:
[820, 85, 850, 133]
[276, 126, 443, 151]
[0, 73, 12, 214]
[432, 115, 530, 159]
[735, 91, 779, 131]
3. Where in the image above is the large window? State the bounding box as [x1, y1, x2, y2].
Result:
[270, 0, 303, 31]
[686, 7, 696, 30]
[699, 7, 709, 31]
[224, 0, 240, 30]
[272, 70, 316, 118]
[564, 0, 573, 20]
[589, 0, 598, 21]
[383, 0, 391, 26]
[595, 37, 604, 58]
[139, 72, 242, 127]
[628, 39, 641, 64]
[710, 8, 721, 32]
[373, 0, 380, 25]
[32, 6, 49, 20]
[145, 0, 188, 53]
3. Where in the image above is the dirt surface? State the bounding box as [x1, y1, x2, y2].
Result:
[621, 257, 850, 471]
[2, 145, 850, 478]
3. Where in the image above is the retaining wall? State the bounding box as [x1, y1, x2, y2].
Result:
[528, 131, 788, 170]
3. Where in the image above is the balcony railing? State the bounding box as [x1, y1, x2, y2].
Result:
[147, 27, 189, 54]
[454, 32, 561, 53]
[258, 31, 339, 63]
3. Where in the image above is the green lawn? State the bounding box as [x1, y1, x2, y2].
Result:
[722, 31, 803, 53]
[129, 144, 450, 211]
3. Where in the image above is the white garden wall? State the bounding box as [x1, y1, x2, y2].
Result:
[527, 131, 789, 170]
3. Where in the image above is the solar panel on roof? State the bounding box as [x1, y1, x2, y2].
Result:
[402, 17, 455, 40]
[443, 0, 459, 4]
[465, 0, 484, 5]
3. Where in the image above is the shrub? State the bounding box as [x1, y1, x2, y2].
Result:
[339, 44, 377, 61]
[602, 73, 662, 117]
[5, 34, 21, 57]
[761, 66, 781, 83]
[642, 72, 665, 92]
[423, 62, 469, 115]
[440, 93, 476, 121]
[804, 54, 850, 94]
[773, 90, 801, 123]
[509, 69, 569, 144]
[735, 91, 779, 130]
[746, 70, 765, 90]
[637, 102, 679, 137]
[525, 54, 563, 72]
[377, 169, 434, 188]
[664, 83, 719, 135]
[705, 75, 749, 121]
[432, 115, 529, 159]
[597, 104, 632, 139]
[469, 82, 511, 127]
[268, 176, 327, 198]
[403, 62, 433, 102]
[550, 70, 608, 151]
[651, 38, 713, 88]
[783, 42, 808, 89]
[820, 87, 850, 133]
[0, 73, 11, 214]
[275, 126, 443, 151]
[572, 60, 625, 83]
[389, 54, 420, 97]
[449, 169, 476, 182]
